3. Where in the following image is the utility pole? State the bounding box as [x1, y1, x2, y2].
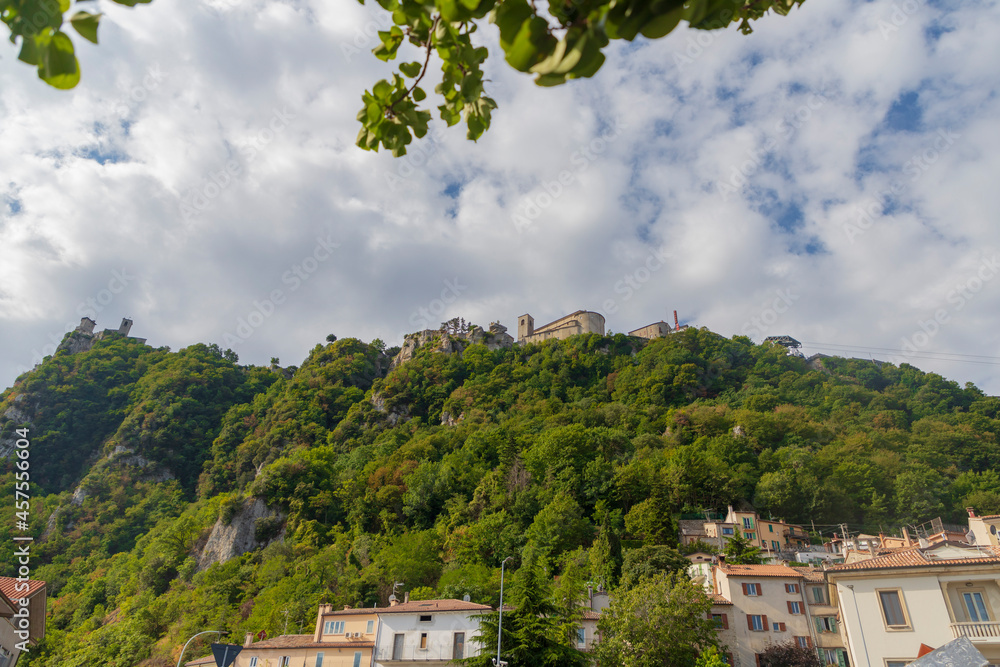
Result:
[494, 557, 512, 667]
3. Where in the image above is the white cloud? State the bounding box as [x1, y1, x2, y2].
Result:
[1, 0, 999, 393]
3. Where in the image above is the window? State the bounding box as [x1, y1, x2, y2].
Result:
[886, 661, 911, 667]
[366, 620, 375, 634]
[454, 632, 466, 659]
[722, 527, 735, 535]
[711, 613, 729, 630]
[743, 517, 754, 529]
[795, 636, 812, 648]
[772, 540, 780, 551]
[963, 592, 991, 622]
[811, 586, 826, 604]
[280, 658, 290, 667]
[788, 601, 803, 614]
[742, 583, 762, 596]
[315, 653, 324, 667]
[772, 622, 786, 632]
[724, 653, 735, 666]
[420, 633, 428, 649]
[746, 532, 756, 540]
[323, 620, 345, 634]
[249, 659, 258, 667]
[353, 652, 362, 667]
[785, 583, 800, 594]
[419, 614, 433, 622]
[748, 615, 766, 631]
[392, 634, 404, 661]
[769, 524, 774, 532]
[816, 616, 838, 633]
[576, 627, 586, 648]
[878, 590, 910, 628]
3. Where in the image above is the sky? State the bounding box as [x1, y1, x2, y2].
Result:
[2, 0, 1000, 395]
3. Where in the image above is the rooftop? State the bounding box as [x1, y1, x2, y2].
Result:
[377, 599, 492, 614]
[0, 577, 46, 601]
[828, 544, 1000, 572]
[719, 563, 802, 578]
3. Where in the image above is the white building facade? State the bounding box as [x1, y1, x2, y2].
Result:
[827, 542, 1000, 667]
[373, 599, 490, 666]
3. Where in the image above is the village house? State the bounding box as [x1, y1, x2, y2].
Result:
[827, 541, 1000, 667]
[0, 577, 46, 667]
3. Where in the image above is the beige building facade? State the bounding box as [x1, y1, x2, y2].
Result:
[517, 311, 605, 344]
[828, 542, 1000, 667]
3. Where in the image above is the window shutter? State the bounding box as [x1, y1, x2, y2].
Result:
[831, 619, 838, 633]
[778, 622, 786, 632]
[762, 615, 768, 631]
[787, 601, 794, 613]
[815, 618, 823, 634]
[747, 615, 755, 630]
[807, 637, 813, 648]
[743, 583, 749, 595]
[722, 614, 729, 630]
[838, 650, 847, 667]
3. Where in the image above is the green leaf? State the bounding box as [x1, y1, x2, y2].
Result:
[109, 0, 153, 6]
[640, 7, 683, 39]
[38, 31, 80, 89]
[399, 61, 423, 78]
[412, 87, 427, 102]
[504, 16, 555, 72]
[70, 12, 102, 45]
[18, 36, 41, 66]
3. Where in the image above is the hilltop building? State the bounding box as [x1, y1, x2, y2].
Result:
[517, 311, 605, 344]
[58, 317, 147, 356]
[629, 310, 690, 339]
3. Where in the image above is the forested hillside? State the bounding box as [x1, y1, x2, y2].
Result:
[2, 326, 998, 666]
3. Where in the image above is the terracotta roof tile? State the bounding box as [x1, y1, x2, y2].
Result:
[0, 577, 45, 601]
[376, 599, 492, 614]
[244, 634, 375, 649]
[719, 564, 802, 578]
[791, 567, 826, 582]
[709, 594, 734, 606]
[581, 610, 602, 620]
[828, 545, 1000, 572]
[184, 655, 217, 666]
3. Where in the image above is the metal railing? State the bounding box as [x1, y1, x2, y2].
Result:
[951, 621, 1000, 640]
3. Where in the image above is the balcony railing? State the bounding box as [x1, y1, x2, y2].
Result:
[375, 643, 480, 662]
[951, 621, 1000, 640]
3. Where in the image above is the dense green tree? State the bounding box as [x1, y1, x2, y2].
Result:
[595, 574, 719, 667]
[758, 640, 822, 667]
[723, 528, 764, 565]
[464, 559, 588, 667]
[619, 545, 690, 590]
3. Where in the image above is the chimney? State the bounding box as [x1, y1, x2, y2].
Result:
[389, 594, 398, 607]
[404, 591, 410, 604]
[244, 632, 254, 647]
[343, 605, 351, 611]
[463, 594, 471, 602]
[674, 310, 680, 331]
[902, 526, 911, 546]
[718, 554, 726, 565]
[967, 507, 978, 518]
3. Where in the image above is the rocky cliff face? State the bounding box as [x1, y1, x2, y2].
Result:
[389, 323, 514, 370]
[197, 497, 286, 571]
[0, 396, 32, 458]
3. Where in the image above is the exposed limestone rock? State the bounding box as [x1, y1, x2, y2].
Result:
[71, 487, 87, 506]
[732, 425, 745, 438]
[440, 411, 462, 427]
[390, 322, 514, 371]
[56, 331, 96, 355]
[198, 497, 286, 571]
[0, 398, 32, 459]
[371, 391, 410, 426]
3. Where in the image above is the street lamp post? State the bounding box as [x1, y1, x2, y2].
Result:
[494, 556, 512, 667]
[176, 630, 224, 667]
